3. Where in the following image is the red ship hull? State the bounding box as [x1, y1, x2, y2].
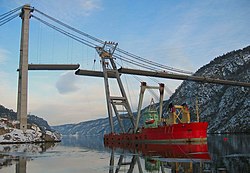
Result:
[104, 122, 208, 144]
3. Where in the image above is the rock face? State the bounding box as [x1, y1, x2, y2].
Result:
[161, 46, 250, 133]
[55, 46, 250, 135]
[0, 105, 51, 131]
[0, 119, 61, 144]
[0, 106, 61, 143]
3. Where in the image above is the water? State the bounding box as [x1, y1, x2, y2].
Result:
[0, 134, 249, 173]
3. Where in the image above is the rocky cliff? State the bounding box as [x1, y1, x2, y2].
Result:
[161, 46, 250, 133]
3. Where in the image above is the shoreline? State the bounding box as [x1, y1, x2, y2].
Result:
[0, 140, 61, 144]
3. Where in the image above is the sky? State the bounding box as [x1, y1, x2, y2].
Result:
[0, 0, 249, 125]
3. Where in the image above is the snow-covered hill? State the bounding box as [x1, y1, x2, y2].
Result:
[0, 104, 52, 131]
[162, 46, 250, 133]
[54, 46, 250, 135]
[0, 118, 61, 144]
[0, 104, 62, 143]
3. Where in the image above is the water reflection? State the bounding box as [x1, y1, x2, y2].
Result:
[106, 142, 210, 173]
[207, 134, 250, 173]
[0, 142, 56, 173]
[105, 134, 250, 173]
[0, 134, 249, 173]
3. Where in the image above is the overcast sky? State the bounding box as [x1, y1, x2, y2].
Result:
[0, 0, 249, 125]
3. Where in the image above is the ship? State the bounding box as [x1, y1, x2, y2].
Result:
[104, 92, 208, 144]
[76, 42, 213, 144]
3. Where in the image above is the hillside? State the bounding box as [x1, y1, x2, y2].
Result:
[161, 46, 250, 133]
[0, 105, 61, 143]
[0, 104, 52, 131]
[53, 46, 249, 135]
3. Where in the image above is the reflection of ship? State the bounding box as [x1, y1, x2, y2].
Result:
[106, 142, 211, 173]
[106, 142, 211, 161]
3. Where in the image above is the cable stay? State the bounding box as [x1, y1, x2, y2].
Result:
[147, 77, 174, 96]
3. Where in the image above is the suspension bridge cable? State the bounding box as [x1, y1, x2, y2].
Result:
[32, 15, 97, 48]
[0, 13, 20, 27]
[117, 60, 137, 111]
[116, 48, 194, 75]
[114, 52, 180, 73]
[114, 52, 163, 71]
[148, 77, 173, 96]
[34, 8, 104, 44]
[115, 55, 161, 71]
[133, 76, 143, 83]
[116, 57, 141, 71]
[0, 6, 22, 20]
[33, 8, 194, 75]
[119, 58, 173, 99]
[148, 89, 159, 101]
[115, 49, 193, 74]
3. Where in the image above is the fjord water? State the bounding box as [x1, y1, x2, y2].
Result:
[0, 134, 249, 173]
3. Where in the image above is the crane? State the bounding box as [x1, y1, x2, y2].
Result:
[75, 41, 250, 134]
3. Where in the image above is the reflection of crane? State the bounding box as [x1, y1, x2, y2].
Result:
[109, 149, 143, 173]
[107, 143, 212, 173]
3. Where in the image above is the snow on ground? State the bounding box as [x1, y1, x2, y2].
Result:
[0, 119, 61, 144]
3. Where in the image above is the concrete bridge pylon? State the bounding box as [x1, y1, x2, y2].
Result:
[17, 4, 33, 131]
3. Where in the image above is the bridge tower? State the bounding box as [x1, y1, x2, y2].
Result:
[17, 4, 33, 130]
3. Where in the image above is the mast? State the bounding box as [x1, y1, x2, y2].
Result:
[196, 96, 200, 122]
